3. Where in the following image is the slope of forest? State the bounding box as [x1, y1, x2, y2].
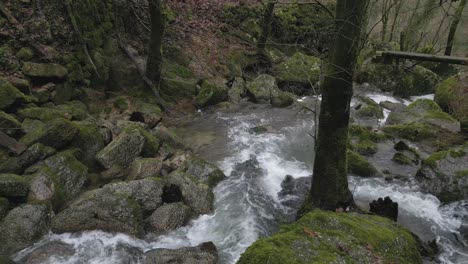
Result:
[0, 0, 467, 263]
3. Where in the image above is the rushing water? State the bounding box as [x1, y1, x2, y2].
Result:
[16, 97, 468, 264]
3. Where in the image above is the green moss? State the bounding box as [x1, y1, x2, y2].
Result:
[195, 80, 228, 108]
[20, 118, 79, 149]
[275, 52, 321, 84]
[392, 152, 413, 165]
[0, 78, 26, 110]
[349, 125, 389, 142]
[382, 123, 435, 141]
[455, 170, 468, 178]
[0, 111, 21, 135]
[18, 107, 68, 121]
[434, 77, 457, 112]
[354, 139, 377, 156]
[347, 150, 377, 177]
[423, 151, 448, 169]
[16, 47, 34, 61]
[113, 97, 129, 112]
[160, 61, 198, 99]
[239, 210, 422, 264]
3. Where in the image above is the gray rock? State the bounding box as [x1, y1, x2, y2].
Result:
[128, 158, 163, 180]
[166, 170, 214, 215]
[21, 241, 75, 264]
[145, 242, 218, 264]
[183, 157, 225, 188]
[28, 168, 56, 203]
[96, 126, 145, 169]
[0, 143, 56, 174]
[415, 145, 468, 202]
[0, 111, 20, 136]
[146, 202, 191, 233]
[71, 121, 105, 169]
[0, 204, 50, 255]
[0, 197, 8, 220]
[246, 74, 279, 104]
[22, 62, 68, 79]
[51, 190, 143, 236]
[20, 118, 79, 149]
[0, 174, 29, 198]
[278, 175, 312, 210]
[102, 178, 164, 212]
[228, 77, 246, 103]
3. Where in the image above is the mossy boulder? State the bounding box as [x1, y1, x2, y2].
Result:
[274, 52, 320, 95]
[271, 91, 295, 108]
[0, 143, 56, 174]
[18, 101, 89, 122]
[434, 73, 468, 131]
[182, 157, 226, 188]
[347, 150, 377, 177]
[415, 144, 468, 202]
[228, 77, 246, 103]
[238, 210, 422, 264]
[16, 47, 34, 61]
[27, 167, 66, 210]
[351, 96, 384, 127]
[195, 79, 229, 108]
[0, 111, 21, 136]
[51, 189, 143, 236]
[392, 152, 414, 165]
[160, 61, 199, 99]
[96, 124, 160, 169]
[70, 121, 105, 169]
[22, 62, 68, 79]
[0, 174, 29, 198]
[0, 204, 50, 255]
[20, 118, 79, 149]
[166, 170, 214, 215]
[0, 77, 27, 110]
[145, 202, 192, 233]
[151, 124, 186, 150]
[247, 74, 278, 104]
[128, 158, 163, 180]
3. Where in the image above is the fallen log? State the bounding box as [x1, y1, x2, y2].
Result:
[376, 51, 468, 65]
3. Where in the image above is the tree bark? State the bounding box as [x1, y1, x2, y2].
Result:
[146, 0, 165, 87]
[257, 1, 275, 56]
[444, 0, 467, 56]
[299, 0, 369, 214]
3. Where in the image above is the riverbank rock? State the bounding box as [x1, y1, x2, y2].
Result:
[228, 77, 246, 103]
[278, 175, 311, 210]
[51, 189, 143, 236]
[0, 174, 29, 198]
[22, 62, 68, 80]
[0, 204, 50, 255]
[238, 210, 422, 264]
[274, 52, 320, 95]
[351, 96, 384, 127]
[0, 111, 21, 136]
[128, 158, 163, 180]
[195, 79, 229, 108]
[0, 78, 28, 110]
[145, 202, 192, 233]
[19, 241, 75, 264]
[415, 144, 468, 202]
[347, 150, 378, 177]
[145, 242, 218, 264]
[96, 124, 160, 169]
[20, 118, 79, 149]
[434, 72, 468, 131]
[165, 170, 214, 215]
[182, 157, 225, 188]
[246, 74, 293, 107]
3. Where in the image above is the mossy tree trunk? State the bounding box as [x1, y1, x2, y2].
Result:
[444, 0, 467, 56]
[146, 0, 165, 87]
[257, 1, 275, 56]
[299, 0, 369, 214]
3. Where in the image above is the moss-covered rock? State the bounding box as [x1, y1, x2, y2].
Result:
[392, 152, 414, 165]
[182, 157, 226, 188]
[20, 118, 79, 149]
[0, 143, 56, 174]
[415, 144, 468, 202]
[18, 100, 88, 122]
[0, 174, 29, 198]
[228, 77, 246, 103]
[71, 121, 105, 169]
[271, 91, 294, 108]
[434, 73, 468, 132]
[247, 74, 292, 107]
[354, 139, 377, 156]
[160, 61, 199, 99]
[195, 79, 229, 108]
[0, 77, 27, 110]
[145, 202, 192, 233]
[128, 158, 163, 180]
[0, 204, 50, 255]
[0, 111, 20, 136]
[238, 210, 422, 264]
[275, 52, 320, 95]
[16, 47, 34, 61]
[27, 167, 65, 210]
[347, 150, 377, 177]
[22, 62, 68, 79]
[151, 124, 186, 150]
[51, 189, 143, 236]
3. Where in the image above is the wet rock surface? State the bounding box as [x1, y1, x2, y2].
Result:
[145, 242, 218, 264]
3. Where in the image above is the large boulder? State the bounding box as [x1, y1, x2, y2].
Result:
[238, 210, 422, 264]
[228, 77, 246, 103]
[165, 170, 214, 215]
[347, 150, 378, 177]
[145, 242, 218, 264]
[71, 121, 105, 169]
[127, 158, 163, 180]
[415, 144, 468, 202]
[102, 178, 164, 212]
[0, 174, 29, 198]
[145, 202, 192, 233]
[51, 189, 143, 236]
[351, 96, 384, 128]
[0, 204, 50, 255]
[96, 125, 160, 169]
[195, 79, 229, 108]
[19, 241, 75, 264]
[434, 73, 468, 131]
[20, 118, 79, 149]
[182, 157, 225, 188]
[22, 62, 68, 80]
[0, 78, 27, 110]
[274, 52, 320, 95]
[246, 74, 294, 107]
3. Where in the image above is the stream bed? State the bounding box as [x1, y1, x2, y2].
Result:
[15, 95, 468, 264]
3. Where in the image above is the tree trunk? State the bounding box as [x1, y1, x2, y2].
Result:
[146, 0, 165, 87]
[444, 0, 467, 56]
[299, 0, 369, 214]
[257, 1, 275, 56]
